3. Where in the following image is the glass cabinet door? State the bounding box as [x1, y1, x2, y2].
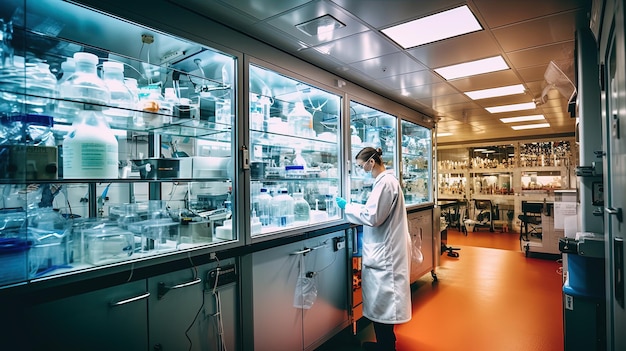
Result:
[248, 64, 341, 238]
[400, 120, 432, 205]
[0, 0, 238, 285]
[348, 101, 397, 204]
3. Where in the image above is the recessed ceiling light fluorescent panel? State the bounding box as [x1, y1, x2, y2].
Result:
[381, 5, 482, 48]
[465, 84, 526, 100]
[486, 102, 536, 113]
[500, 115, 546, 123]
[511, 123, 551, 130]
[435, 56, 509, 80]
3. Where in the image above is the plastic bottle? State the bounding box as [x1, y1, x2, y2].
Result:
[325, 194, 337, 218]
[271, 188, 294, 227]
[58, 52, 110, 117]
[62, 109, 119, 179]
[258, 188, 272, 226]
[288, 101, 313, 137]
[24, 61, 57, 114]
[293, 192, 310, 224]
[102, 61, 134, 118]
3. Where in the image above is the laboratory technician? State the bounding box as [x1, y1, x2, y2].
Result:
[336, 146, 412, 351]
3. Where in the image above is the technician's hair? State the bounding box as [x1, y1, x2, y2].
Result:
[356, 147, 383, 165]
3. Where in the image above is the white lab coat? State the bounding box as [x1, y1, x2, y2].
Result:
[344, 170, 412, 324]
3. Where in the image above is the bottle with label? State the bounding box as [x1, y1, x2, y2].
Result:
[293, 192, 310, 224]
[62, 109, 119, 179]
[325, 194, 337, 218]
[258, 188, 272, 226]
[102, 61, 134, 119]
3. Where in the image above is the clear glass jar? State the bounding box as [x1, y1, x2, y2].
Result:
[293, 192, 310, 223]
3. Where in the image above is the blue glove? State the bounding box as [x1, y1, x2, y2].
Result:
[336, 197, 347, 209]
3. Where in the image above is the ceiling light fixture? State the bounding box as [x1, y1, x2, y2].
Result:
[465, 84, 526, 100]
[296, 14, 345, 37]
[434, 56, 509, 80]
[381, 5, 482, 49]
[511, 123, 551, 130]
[486, 102, 536, 113]
[500, 115, 546, 123]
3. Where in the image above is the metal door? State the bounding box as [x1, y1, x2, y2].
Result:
[604, 3, 626, 348]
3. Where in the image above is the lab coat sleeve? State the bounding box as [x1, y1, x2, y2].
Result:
[344, 178, 397, 227]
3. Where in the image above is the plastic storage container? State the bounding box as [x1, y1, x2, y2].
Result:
[83, 226, 133, 265]
[0, 237, 30, 285]
[271, 189, 294, 227]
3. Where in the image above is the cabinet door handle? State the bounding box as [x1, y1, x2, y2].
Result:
[290, 248, 312, 256]
[606, 207, 623, 222]
[110, 292, 150, 307]
[158, 277, 202, 299]
[615, 237, 624, 308]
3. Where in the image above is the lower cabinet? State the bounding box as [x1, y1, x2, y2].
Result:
[23, 280, 150, 351]
[247, 231, 350, 351]
[11, 259, 237, 351]
[408, 208, 435, 283]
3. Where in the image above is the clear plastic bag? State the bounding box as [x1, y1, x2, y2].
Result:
[411, 231, 424, 266]
[293, 255, 317, 309]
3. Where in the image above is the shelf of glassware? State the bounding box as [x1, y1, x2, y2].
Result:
[348, 101, 398, 207]
[401, 119, 433, 206]
[437, 171, 468, 200]
[248, 64, 342, 239]
[0, 4, 239, 286]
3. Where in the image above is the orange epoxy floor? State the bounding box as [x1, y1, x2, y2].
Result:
[317, 229, 564, 351]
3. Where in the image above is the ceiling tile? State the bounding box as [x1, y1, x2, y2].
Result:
[215, 0, 310, 20]
[472, 0, 587, 28]
[401, 82, 460, 99]
[492, 11, 578, 52]
[349, 52, 427, 79]
[375, 70, 442, 90]
[506, 41, 575, 70]
[307, 31, 400, 63]
[406, 31, 501, 68]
